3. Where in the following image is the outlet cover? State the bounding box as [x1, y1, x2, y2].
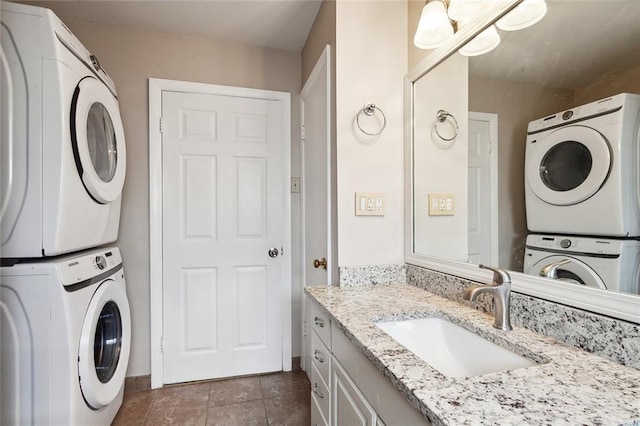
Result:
[355, 192, 385, 216]
[428, 193, 455, 216]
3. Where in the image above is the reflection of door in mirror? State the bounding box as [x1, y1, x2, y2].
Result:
[467, 112, 498, 267]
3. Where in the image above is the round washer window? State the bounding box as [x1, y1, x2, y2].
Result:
[86, 103, 118, 183]
[94, 300, 122, 383]
[539, 141, 592, 191]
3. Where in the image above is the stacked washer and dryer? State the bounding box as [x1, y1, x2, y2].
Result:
[1, 2, 130, 425]
[523, 93, 640, 294]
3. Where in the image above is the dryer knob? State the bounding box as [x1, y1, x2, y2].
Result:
[96, 255, 107, 270]
[560, 239, 572, 249]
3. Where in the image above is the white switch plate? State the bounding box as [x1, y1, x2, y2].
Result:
[428, 193, 455, 216]
[355, 192, 385, 216]
[291, 177, 300, 193]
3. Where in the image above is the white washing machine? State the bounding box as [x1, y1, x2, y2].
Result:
[523, 234, 640, 294]
[524, 93, 640, 237]
[0, 247, 131, 425]
[0, 2, 126, 258]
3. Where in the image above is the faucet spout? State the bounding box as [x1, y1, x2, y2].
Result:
[462, 265, 512, 331]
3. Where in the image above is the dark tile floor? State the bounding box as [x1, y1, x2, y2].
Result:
[113, 370, 311, 425]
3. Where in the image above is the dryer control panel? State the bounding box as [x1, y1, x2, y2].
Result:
[57, 247, 122, 287]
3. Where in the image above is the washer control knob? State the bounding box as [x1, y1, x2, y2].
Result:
[560, 239, 572, 249]
[96, 255, 107, 270]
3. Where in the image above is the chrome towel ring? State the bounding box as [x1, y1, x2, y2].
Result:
[434, 109, 459, 142]
[356, 103, 386, 136]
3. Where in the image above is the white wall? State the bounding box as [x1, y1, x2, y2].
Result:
[335, 0, 407, 267]
[413, 53, 469, 261]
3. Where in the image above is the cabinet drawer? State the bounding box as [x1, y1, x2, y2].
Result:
[311, 330, 331, 385]
[309, 301, 331, 347]
[311, 390, 328, 426]
[311, 360, 330, 422]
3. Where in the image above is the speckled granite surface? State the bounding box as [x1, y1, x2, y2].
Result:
[305, 284, 640, 426]
[339, 264, 406, 287]
[407, 265, 640, 371]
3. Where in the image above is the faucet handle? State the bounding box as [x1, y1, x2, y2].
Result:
[479, 264, 511, 285]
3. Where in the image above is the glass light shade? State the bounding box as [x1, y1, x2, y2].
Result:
[496, 0, 547, 31]
[458, 24, 501, 56]
[414, 0, 455, 49]
[447, 0, 484, 23]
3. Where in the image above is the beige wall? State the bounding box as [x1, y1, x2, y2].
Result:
[574, 63, 640, 105]
[336, 1, 407, 267]
[56, 18, 301, 377]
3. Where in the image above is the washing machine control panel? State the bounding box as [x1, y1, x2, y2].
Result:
[57, 247, 122, 287]
[526, 234, 626, 256]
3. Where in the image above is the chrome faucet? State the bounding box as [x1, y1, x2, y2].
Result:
[463, 264, 512, 331]
[539, 259, 571, 279]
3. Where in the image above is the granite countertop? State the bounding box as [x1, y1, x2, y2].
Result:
[305, 283, 640, 426]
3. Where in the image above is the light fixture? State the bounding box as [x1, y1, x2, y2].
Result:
[497, 0, 547, 31]
[413, 0, 547, 55]
[414, 0, 454, 50]
[458, 24, 500, 56]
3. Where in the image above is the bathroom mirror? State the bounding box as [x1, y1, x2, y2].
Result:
[405, 0, 640, 324]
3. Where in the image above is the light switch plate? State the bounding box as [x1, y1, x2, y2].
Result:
[355, 192, 385, 216]
[428, 193, 455, 216]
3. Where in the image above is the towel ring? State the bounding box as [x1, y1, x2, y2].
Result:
[356, 103, 386, 136]
[434, 109, 459, 142]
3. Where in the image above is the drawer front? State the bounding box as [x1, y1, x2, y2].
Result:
[311, 330, 331, 385]
[309, 301, 331, 347]
[311, 390, 329, 426]
[311, 360, 330, 422]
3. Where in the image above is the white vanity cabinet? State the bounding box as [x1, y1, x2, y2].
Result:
[307, 297, 431, 426]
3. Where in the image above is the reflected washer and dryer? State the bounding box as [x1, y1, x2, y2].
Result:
[0, 2, 126, 258]
[0, 247, 131, 425]
[524, 93, 640, 237]
[523, 234, 640, 294]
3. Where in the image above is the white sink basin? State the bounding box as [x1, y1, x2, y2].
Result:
[376, 317, 536, 378]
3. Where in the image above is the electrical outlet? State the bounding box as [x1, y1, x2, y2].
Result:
[355, 192, 385, 216]
[428, 193, 455, 216]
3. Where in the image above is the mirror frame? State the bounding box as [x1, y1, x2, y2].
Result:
[404, 0, 640, 324]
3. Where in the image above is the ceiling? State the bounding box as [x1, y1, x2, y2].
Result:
[19, 0, 323, 53]
[469, 0, 640, 89]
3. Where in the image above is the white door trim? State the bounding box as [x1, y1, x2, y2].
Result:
[149, 78, 292, 389]
[469, 111, 499, 264]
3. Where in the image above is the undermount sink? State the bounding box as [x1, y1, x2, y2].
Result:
[376, 317, 536, 378]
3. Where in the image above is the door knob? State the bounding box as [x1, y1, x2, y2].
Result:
[313, 257, 327, 269]
[268, 248, 279, 258]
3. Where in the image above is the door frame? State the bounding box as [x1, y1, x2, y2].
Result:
[299, 46, 332, 372]
[149, 78, 292, 389]
[468, 111, 499, 265]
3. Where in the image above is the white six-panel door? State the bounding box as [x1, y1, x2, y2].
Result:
[161, 89, 286, 384]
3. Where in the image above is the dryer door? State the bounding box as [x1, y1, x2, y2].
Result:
[78, 278, 131, 409]
[71, 76, 126, 204]
[529, 255, 607, 289]
[526, 125, 611, 206]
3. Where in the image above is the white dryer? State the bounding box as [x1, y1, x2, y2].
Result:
[523, 234, 640, 294]
[0, 247, 131, 425]
[524, 93, 640, 237]
[1, 2, 126, 258]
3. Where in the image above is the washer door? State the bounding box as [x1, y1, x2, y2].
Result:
[78, 278, 131, 409]
[526, 125, 611, 206]
[529, 255, 607, 289]
[71, 76, 126, 204]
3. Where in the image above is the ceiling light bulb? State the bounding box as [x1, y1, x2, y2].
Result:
[458, 24, 501, 56]
[447, 0, 484, 23]
[414, 0, 455, 50]
[496, 0, 547, 31]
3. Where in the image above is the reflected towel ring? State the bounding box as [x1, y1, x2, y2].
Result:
[434, 109, 459, 142]
[356, 103, 386, 136]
